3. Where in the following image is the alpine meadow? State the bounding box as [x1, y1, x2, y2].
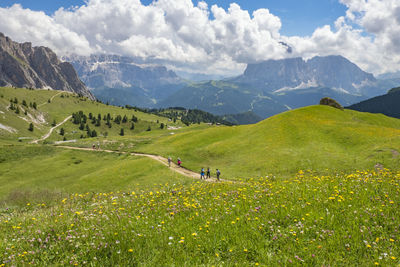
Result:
[1, 0, 400, 266]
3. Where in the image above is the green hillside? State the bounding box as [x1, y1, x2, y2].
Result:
[0, 145, 190, 205]
[135, 105, 400, 178]
[0, 87, 188, 142]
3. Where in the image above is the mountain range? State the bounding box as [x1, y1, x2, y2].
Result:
[67, 54, 392, 121]
[0, 33, 93, 99]
[65, 55, 185, 107]
[158, 55, 391, 118]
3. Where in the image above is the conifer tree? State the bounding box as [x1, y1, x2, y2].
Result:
[60, 128, 65, 136]
[120, 128, 124, 136]
[130, 123, 135, 130]
[28, 123, 34, 131]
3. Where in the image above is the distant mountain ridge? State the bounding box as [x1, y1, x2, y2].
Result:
[65, 55, 185, 107]
[0, 33, 93, 99]
[158, 55, 384, 119]
[347, 87, 400, 119]
[233, 55, 376, 95]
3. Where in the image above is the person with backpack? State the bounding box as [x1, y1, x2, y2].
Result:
[216, 169, 221, 181]
[206, 167, 211, 179]
[168, 156, 172, 167]
[177, 157, 182, 167]
[200, 168, 205, 179]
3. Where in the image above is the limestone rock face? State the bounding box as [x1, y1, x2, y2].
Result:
[0, 32, 94, 99]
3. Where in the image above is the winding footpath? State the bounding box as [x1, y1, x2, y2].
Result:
[31, 110, 230, 182]
[31, 115, 72, 144]
[38, 91, 63, 108]
[56, 145, 230, 183]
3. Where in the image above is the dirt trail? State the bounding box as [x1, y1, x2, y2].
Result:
[56, 145, 230, 183]
[38, 91, 63, 107]
[31, 115, 72, 144]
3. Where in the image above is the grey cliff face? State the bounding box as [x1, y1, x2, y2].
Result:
[235, 55, 377, 95]
[66, 55, 185, 106]
[0, 32, 94, 99]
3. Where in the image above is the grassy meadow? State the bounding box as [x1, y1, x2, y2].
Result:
[1, 87, 400, 265]
[90, 105, 400, 178]
[1, 170, 399, 265]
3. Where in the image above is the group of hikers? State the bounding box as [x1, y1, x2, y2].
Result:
[167, 156, 221, 181]
[200, 167, 221, 181]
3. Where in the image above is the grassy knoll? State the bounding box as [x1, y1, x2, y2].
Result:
[126, 105, 400, 178]
[0, 145, 191, 206]
[0, 87, 187, 142]
[1, 170, 399, 265]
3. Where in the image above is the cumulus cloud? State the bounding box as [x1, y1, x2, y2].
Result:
[0, 0, 400, 75]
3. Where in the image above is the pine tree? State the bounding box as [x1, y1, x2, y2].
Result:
[22, 100, 27, 107]
[160, 123, 164, 129]
[13, 97, 18, 104]
[28, 123, 34, 132]
[52, 120, 57, 127]
[130, 123, 135, 130]
[91, 130, 97, 137]
[122, 115, 128, 123]
[146, 126, 151, 131]
[79, 122, 85, 130]
[60, 128, 65, 136]
[120, 128, 124, 136]
[15, 107, 20, 114]
[33, 102, 37, 110]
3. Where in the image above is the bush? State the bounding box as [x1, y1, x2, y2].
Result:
[319, 97, 343, 110]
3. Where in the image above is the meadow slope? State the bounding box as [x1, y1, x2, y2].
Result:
[135, 105, 400, 178]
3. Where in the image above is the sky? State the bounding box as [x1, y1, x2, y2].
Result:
[0, 0, 399, 76]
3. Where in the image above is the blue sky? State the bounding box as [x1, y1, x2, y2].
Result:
[0, 0, 347, 36]
[0, 0, 398, 75]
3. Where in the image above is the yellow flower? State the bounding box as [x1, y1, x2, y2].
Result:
[391, 256, 396, 260]
[128, 249, 133, 253]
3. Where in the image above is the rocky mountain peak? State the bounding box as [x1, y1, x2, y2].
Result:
[236, 55, 376, 95]
[0, 33, 94, 99]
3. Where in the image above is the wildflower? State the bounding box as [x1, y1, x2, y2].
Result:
[192, 233, 197, 236]
[128, 249, 133, 253]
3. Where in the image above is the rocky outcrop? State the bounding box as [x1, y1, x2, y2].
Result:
[233, 55, 377, 96]
[0, 32, 94, 99]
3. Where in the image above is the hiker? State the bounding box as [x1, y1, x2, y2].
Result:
[200, 168, 205, 179]
[216, 169, 221, 181]
[92, 144, 96, 150]
[177, 157, 182, 167]
[168, 156, 172, 167]
[206, 167, 211, 179]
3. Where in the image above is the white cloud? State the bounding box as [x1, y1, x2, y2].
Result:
[0, 0, 400, 75]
